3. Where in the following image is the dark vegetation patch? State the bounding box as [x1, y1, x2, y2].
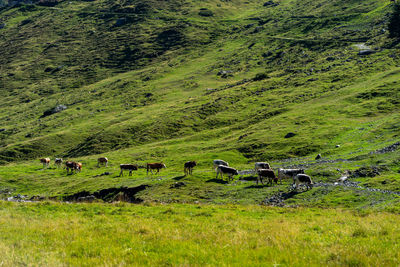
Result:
[198, 8, 213, 17]
[349, 166, 388, 178]
[156, 28, 186, 49]
[62, 185, 149, 203]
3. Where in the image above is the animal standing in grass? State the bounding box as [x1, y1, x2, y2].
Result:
[119, 164, 138, 176]
[146, 163, 166, 175]
[54, 158, 63, 168]
[254, 162, 270, 172]
[40, 158, 50, 168]
[75, 162, 82, 173]
[184, 161, 197, 176]
[213, 159, 228, 171]
[215, 165, 238, 182]
[278, 168, 305, 184]
[65, 161, 81, 174]
[257, 169, 278, 185]
[97, 157, 108, 167]
[293, 174, 313, 190]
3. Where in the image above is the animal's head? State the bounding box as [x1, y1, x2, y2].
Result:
[162, 163, 167, 168]
[300, 169, 305, 174]
[273, 177, 278, 183]
[234, 170, 239, 175]
[193, 161, 197, 166]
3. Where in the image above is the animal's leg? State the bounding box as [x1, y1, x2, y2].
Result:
[119, 169, 123, 176]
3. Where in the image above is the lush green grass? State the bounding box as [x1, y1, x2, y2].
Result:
[0, 202, 399, 266]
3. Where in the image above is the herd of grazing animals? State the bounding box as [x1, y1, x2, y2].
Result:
[38, 157, 313, 190]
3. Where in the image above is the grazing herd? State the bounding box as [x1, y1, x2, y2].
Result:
[212, 159, 313, 190]
[39, 157, 313, 190]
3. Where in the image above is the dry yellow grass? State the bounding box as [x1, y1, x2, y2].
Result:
[0, 202, 398, 266]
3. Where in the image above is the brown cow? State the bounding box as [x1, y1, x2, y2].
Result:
[75, 162, 82, 173]
[40, 158, 50, 168]
[119, 164, 138, 176]
[146, 163, 166, 175]
[257, 169, 277, 185]
[65, 161, 75, 174]
[184, 161, 197, 176]
[65, 161, 81, 174]
[97, 157, 108, 167]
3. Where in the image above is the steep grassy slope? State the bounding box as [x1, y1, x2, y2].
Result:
[0, 0, 397, 161]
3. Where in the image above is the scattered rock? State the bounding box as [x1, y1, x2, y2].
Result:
[217, 70, 233, 78]
[144, 93, 153, 98]
[336, 145, 341, 148]
[0, 23, 6, 29]
[0, 128, 6, 132]
[41, 104, 67, 118]
[358, 50, 375, 56]
[315, 154, 322, 160]
[284, 132, 296, 138]
[371, 142, 400, 154]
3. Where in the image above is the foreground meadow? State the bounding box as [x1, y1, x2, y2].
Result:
[0, 202, 399, 266]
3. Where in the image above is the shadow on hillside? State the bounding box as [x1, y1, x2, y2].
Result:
[280, 190, 304, 200]
[206, 178, 228, 184]
[240, 175, 257, 181]
[173, 175, 186, 181]
[245, 184, 274, 189]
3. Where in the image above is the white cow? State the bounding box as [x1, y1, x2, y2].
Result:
[254, 162, 271, 172]
[293, 174, 313, 190]
[278, 168, 305, 184]
[213, 159, 229, 171]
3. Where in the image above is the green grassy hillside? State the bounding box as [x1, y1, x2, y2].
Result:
[0, 0, 400, 206]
